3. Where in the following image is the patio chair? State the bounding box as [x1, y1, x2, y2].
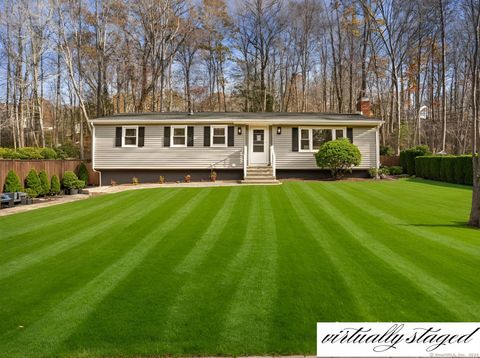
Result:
[1, 193, 14, 208]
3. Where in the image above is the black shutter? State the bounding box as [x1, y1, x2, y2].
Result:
[228, 126, 234, 146]
[204, 126, 210, 146]
[164, 126, 171, 147]
[115, 127, 122, 147]
[187, 126, 194, 146]
[347, 128, 353, 143]
[292, 127, 299, 152]
[138, 127, 145, 147]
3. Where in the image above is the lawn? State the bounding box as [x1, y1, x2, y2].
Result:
[0, 179, 479, 358]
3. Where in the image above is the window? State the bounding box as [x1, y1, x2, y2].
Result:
[211, 125, 227, 147]
[171, 125, 187, 147]
[299, 128, 345, 152]
[122, 126, 138, 147]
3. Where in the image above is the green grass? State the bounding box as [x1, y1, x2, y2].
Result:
[0, 179, 479, 357]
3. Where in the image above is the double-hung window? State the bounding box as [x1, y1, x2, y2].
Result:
[171, 125, 187, 147]
[299, 128, 345, 152]
[122, 126, 138, 147]
[211, 125, 227, 147]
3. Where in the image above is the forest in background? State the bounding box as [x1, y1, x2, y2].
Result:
[0, 0, 479, 160]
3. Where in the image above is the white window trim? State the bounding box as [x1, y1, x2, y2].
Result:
[210, 125, 228, 147]
[171, 125, 188, 147]
[298, 127, 346, 152]
[122, 125, 138, 147]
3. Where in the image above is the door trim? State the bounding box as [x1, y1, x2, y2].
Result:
[248, 126, 269, 166]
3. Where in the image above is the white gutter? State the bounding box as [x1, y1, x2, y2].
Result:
[89, 118, 384, 127]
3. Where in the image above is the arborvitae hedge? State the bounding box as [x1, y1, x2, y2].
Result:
[399, 145, 431, 175]
[415, 155, 473, 185]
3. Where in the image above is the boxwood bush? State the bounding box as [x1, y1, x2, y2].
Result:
[415, 155, 473, 185]
[315, 139, 361, 179]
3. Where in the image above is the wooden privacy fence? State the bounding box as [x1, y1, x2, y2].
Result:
[0, 160, 99, 190]
[380, 155, 400, 167]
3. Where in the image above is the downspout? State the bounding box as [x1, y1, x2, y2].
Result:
[91, 123, 102, 187]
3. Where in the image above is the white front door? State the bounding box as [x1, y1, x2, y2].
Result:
[249, 126, 269, 165]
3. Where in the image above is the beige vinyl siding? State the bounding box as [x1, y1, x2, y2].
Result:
[272, 126, 377, 169]
[94, 125, 245, 169]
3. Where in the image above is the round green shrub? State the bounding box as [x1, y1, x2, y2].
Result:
[4, 170, 22, 192]
[62, 171, 79, 190]
[315, 139, 361, 179]
[77, 162, 89, 185]
[25, 169, 42, 198]
[56, 143, 80, 159]
[40, 147, 58, 159]
[38, 170, 50, 196]
[51, 175, 61, 195]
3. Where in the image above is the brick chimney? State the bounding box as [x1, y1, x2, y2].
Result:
[356, 97, 372, 117]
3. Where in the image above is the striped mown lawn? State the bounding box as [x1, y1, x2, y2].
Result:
[0, 179, 479, 357]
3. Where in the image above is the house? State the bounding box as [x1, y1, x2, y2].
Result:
[89, 99, 382, 185]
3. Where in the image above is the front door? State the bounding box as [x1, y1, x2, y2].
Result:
[249, 126, 269, 165]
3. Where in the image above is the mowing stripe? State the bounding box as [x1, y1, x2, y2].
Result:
[0, 189, 212, 358]
[333, 183, 480, 257]
[174, 188, 242, 274]
[159, 188, 242, 344]
[281, 184, 379, 321]
[300, 183, 479, 320]
[0, 191, 138, 242]
[0, 190, 182, 282]
[219, 187, 278, 353]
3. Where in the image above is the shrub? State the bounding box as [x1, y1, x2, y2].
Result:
[38, 170, 50, 196]
[55, 143, 80, 159]
[77, 162, 89, 185]
[132, 176, 139, 185]
[399, 145, 431, 175]
[415, 155, 474, 185]
[464, 156, 473, 185]
[388, 166, 403, 175]
[40, 147, 58, 159]
[50, 175, 61, 195]
[380, 145, 394, 156]
[368, 167, 378, 178]
[25, 188, 38, 199]
[75, 179, 86, 189]
[315, 139, 361, 179]
[62, 171, 79, 190]
[3, 170, 22, 192]
[0, 147, 20, 159]
[25, 169, 42, 197]
[16, 147, 43, 159]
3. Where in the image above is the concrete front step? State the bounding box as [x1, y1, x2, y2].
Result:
[241, 179, 280, 184]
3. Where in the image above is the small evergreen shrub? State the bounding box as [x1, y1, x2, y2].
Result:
[399, 145, 431, 175]
[25, 169, 42, 197]
[38, 170, 50, 196]
[315, 139, 361, 179]
[4, 170, 22, 192]
[0, 148, 20, 159]
[55, 143, 80, 159]
[16, 147, 43, 159]
[75, 179, 86, 189]
[368, 168, 378, 178]
[62, 171, 79, 190]
[380, 145, 394, 156]
[40, 147, 58, 159]
[387, 166, 403, 175]
[51, 175, 61, 195]
[77, 162, 89, 185]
